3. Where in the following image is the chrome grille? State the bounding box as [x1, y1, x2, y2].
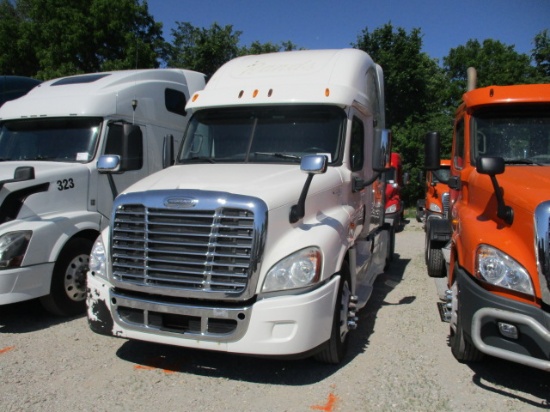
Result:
[442, 192, 450, 219]
[111, 204, 256, 296]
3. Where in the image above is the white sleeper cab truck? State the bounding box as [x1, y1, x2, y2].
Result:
[87, 49, 392, 363]
[0, 69, 205, 316]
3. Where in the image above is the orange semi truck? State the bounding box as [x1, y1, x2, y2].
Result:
[420, 159, 451, 277]
[425, 68, 550, 371]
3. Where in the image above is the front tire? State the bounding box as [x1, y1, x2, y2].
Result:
[314, 263, 352, 364]
[449, 280, 483, 362]
[40, 238, 93, 317]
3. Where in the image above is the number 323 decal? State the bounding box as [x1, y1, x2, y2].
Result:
[57, 178, 75, 191]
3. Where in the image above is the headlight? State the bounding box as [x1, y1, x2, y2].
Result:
[385, 204, 397, 214]
[262, 247, 321, 292]
[476, 245, 533, 295]
[89, 236, 107, 280]
[428, 202, 442, 213]
[0, 231, 32, 269]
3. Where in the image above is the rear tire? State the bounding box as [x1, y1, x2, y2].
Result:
[425, 225, 446, 278]
[314, 263, 351, 364]
[40, 238, 93, 317]
[449, 280, 483, 362]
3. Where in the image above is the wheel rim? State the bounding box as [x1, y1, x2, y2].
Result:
[63, 253, 89, 302]
[338, 280, 351, 342]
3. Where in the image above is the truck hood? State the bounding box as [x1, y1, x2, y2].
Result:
[473, 166, 550, 212]
[121, 163, 344, 210]
[0, 161, 91, 220]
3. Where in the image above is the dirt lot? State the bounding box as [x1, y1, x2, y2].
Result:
[1, 218, 549, 411]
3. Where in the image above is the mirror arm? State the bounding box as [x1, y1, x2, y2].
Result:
[489, 175, 514, 224]
[352, 171, 381, 193]
[289, 173, 315, 224]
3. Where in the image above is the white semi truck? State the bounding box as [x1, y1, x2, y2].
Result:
[87, 49, 392, 363]
[0, 68, 205, 316]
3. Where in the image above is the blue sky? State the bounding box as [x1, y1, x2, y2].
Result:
[148, 0, 549, 62]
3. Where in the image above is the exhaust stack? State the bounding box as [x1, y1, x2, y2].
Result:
[467, 67, 477, 91]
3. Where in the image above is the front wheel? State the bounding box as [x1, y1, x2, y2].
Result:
[449, 280, 483, 362]
[40, 238, 93, 317]
[314, 264, 352, 364]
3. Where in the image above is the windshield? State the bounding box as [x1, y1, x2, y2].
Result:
[432, 166, 450, 183]
[178, 105, 345, 164]
[0, 118, 101, 162]
[472, 104, 550, 165]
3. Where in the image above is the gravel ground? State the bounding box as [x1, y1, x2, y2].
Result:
[1, 218, 549, 411]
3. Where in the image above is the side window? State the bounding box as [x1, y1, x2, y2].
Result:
[104, 124, 143, 171]
[349, 116, 364, 172]
[454, 119, 464, 169]
[165, 88, 187, 116]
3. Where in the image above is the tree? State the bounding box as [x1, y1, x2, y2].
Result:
[167, 22, 241, 79]
[443, 39, 537, 107]
[354, 23, 450, 205]
[239, 40, 299, 56]
[532, 29, 550, 79]
[0, 0, 165, 79]
[354, 23, 447, 128]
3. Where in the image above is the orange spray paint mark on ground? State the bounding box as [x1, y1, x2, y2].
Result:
[0, 346, 15, 355]
[133, 356, 184, 374]
[311, 392, 339, 412]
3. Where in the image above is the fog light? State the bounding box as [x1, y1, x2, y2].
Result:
[498, 322, 518, 339]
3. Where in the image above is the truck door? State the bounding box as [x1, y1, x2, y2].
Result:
[349, 108, 388, 305]
[96, 122, 147, 219]
[349, 110, 377, 239]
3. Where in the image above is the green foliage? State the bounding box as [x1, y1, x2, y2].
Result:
[354, 23, 453, 205]
[0, 0, 165, 79]
[532, 29, 550, 79]
[239, 40, 300, 56]
[166, 22, 242, 79]
[443, 38, 539, 107]
[166, 22, 301, 77]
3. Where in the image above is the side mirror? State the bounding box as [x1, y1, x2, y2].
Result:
[372, 129, 392, 172]
[477, 156, 505, 175]
[300, 154, 327, 174]
[424, 132, 441, 170]
[97, 155, 121, 173]
[0, 166, 35, 190]
[289, 155, 327, 223]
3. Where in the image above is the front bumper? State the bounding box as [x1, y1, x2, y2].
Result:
[0, 263, 54, 305]
[456, 268, 550, 371]
[87, 273, 340, 356]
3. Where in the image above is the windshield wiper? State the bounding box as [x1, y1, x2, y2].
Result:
[186, 156, 216, 164]
[254, 152, 301, 160]
[504, 158, 543, 166]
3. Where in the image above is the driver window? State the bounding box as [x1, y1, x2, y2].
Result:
[454, 119, 464, 169]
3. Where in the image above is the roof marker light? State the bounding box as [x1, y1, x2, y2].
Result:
[325, 88, 330, 97]
[268, 89, 273, 97]
[192, 93, 199, 102]
[253, 89, 259, 98]
[238, 90, 244, 98]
